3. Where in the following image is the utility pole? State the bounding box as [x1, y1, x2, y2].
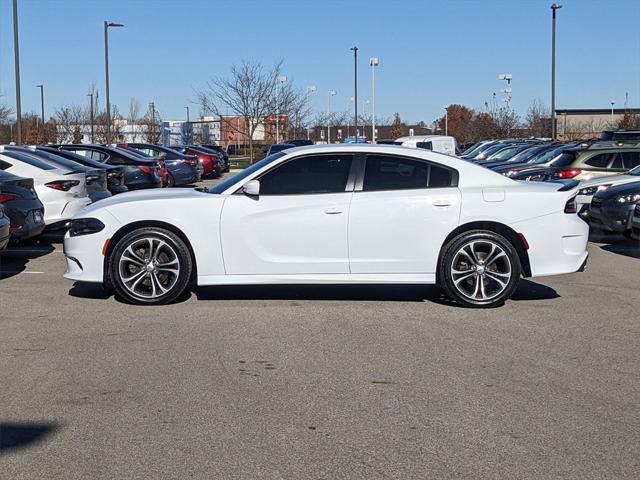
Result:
[88, 93, 95, 143]
[350, 46, 358, 141]
[327, 90, 336, 144]
[551, 4, 562, 140]
[13, 0, 22, 145]
[149, 102, 156, 143]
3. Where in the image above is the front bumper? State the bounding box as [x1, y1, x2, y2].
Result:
[588, 200, 636, 233]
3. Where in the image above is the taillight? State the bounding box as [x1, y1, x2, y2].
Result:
[45, 180, 80, 191]
[139, 165, 152, 175]
[564, 196, 578, 214]
[556, 169, 581, 179]
[0, 193, 20, 203]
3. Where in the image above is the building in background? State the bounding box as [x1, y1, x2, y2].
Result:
[555, 108, 640, 140]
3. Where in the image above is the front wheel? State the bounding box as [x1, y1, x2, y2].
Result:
[109, 227, 192, 305]
[439, 230, 521, 308]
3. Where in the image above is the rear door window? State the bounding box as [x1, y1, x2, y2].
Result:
[621, 151, 640, 169]
[363, 154, 456, 191]
[584, 153, 616, 168]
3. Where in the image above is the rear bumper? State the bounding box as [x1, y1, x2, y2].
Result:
[45, 197, 92, 225]
[0, 223, 10, 250]
[510, 211, 589, 278]
[88, 189, 112, 203]
[168, 163, 199, 186]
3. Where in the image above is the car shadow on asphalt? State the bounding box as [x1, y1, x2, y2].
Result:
[589, 231, 640, 259]
[0, 421, 58, 452]
[0, 239, 56, 280]
[194, 279, 559, 306]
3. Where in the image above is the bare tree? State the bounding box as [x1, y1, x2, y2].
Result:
[196, 60, 283, 161]
[142, 104, 162, 144]
[525, 99, 552, 138]
[128, 98, 141, 142]
[53, 104, 87, 143]
[491, 106, 520, 137]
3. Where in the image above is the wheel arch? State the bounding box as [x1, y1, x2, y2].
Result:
[437, 221, 532, 280]
[103, 220, 198, 285]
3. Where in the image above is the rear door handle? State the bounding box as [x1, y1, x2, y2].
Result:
[433, 199, 452, 207]
[324, 207, 343, 215]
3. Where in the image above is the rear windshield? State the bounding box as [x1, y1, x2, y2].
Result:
[549, 152, 576, 168]
[24, 150, 87, 171]
[2, 150, 57, 170]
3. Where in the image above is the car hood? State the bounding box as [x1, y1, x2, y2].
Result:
[593, 180, 640, 200]
[79, 187, 213, 214]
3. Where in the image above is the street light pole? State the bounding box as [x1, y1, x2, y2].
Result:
[13, 0, 22, 145]
[185, 106, 190, 144]
[327, 90, 336, 144]
[88, 93, 95, 143]
[610, 101, 615, 124]
[370, 57, 379, 143]
[104, 20, 124, 144]
[275, 75, 287, 143]
[36, 84, 45, 143]
[444, 105, 449, 136]
[350, 47, 358, 141]
[306, 85, 316, 140]
[551, 3, 562, 140]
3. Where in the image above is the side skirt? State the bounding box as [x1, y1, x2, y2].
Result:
[197, 273, 436, 286]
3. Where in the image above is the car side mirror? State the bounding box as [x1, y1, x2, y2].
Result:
[242, 180, 260, 197]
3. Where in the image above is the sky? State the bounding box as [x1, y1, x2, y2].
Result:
[1, 0, 639, 125]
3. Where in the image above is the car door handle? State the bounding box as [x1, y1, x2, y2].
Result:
[324, 207, 343, 215]
[433, 200, 452, 207]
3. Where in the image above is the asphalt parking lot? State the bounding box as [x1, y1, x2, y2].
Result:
[1, 176, 639, 479]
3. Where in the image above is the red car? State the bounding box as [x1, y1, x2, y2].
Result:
[169, 146, 222, 177]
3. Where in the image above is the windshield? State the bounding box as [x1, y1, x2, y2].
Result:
[529, 145, 567, 165]
[476, 144, 505, 158]
[509, 145, 547, 163]
[208, 152, 286, 194]
[487, 145, 523, 161]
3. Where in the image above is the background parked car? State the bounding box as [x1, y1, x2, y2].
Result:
[6, 146, 111, 202]
[0, 148, 87, 228]
[169, 145, 222, 177]
[547, 142, 640, 181]
[57, 145, 162, 190]
[199, 144, 230, 172]
[0, 170, 46, 242]
[575, 164, 640, 218]
[630, 204, 640, 240]
[265, 143, 296, 156]
[0, 204, 11, 251]
[38, 146, 128, 195]
[600, 129, 640, 142]
[588, 181, 640, 236]
[117, 143, 200, 186]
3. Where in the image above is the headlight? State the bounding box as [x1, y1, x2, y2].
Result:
[579, 184, 611, 196]
[69, 218, 105, 237]
[615, 193, 640, 204]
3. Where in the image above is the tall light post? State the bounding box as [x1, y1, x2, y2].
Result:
[327, 90, 336, 144]
[498, 74, 513, 111]
[443, 105, 449, 136]
[369, 57, 379, 143]
[306, 85, 316, 140]
[551, 3, 562, 140]
[185, 106, 190, 143]
[275, 75, 287, 143]
[610, 100, 615, 124]
[350, 47, 359, 141]
[104, 20, 124, 144]
[88, 93, 95, 143]
[13, 0, 22, 145]
[36, 84, 45, 143]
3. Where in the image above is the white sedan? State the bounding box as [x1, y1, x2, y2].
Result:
[63, 145, 588, 308]
[575, 165, 640, 217]
[0, 147, 91, 227]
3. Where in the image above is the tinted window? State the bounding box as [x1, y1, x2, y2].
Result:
[3, 151, 57, 170]
[621, 151, 640, 169]
[259, 154, 353, 195]
[209, 152, 286, 194]
[363, 154, 454, 191]
[611, 154, 623, 169]
[550, 152, 576, 168]
[416, 141, 433, 150]
[585, 153, 615, 168]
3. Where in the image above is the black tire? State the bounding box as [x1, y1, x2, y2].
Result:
[167, 174, 175, 188]
[439, 230, 521, 308]
[109, 227, 192, 305]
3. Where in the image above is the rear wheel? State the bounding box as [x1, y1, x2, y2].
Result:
[109, 227, 192, 305]
[167, 173, 175, 188]
[439, 230, 521, 308]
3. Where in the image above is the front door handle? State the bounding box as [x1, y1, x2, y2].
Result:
[324, 207, 343, 215]
[433, 199, 452, 207]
